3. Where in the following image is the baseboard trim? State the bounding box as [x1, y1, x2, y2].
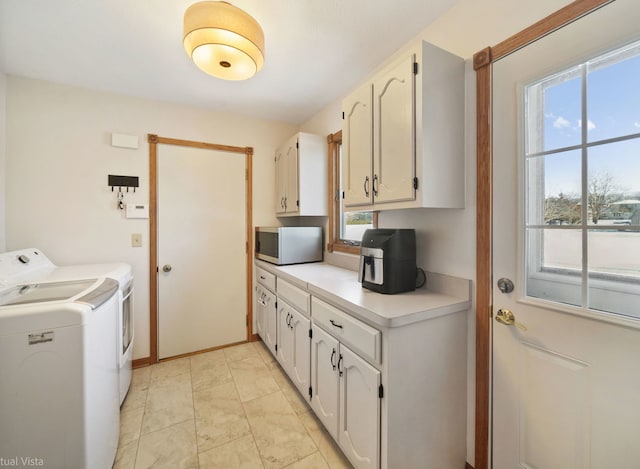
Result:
[132, 357, 151, 368]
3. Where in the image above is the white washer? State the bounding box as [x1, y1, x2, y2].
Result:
[0, 248, 134, 405]
[0, 277, 120, 469]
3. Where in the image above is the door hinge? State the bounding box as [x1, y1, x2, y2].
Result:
[246, 169, 249, 180]
[296, 141, 299, 149]
[413, 62, 418, 75]
[413, 177, 419, 190]
[296, 200, 299, 207]
[245, 241, 249, 253]
[308, 328, 312, 339]
[275, 343, 278, 352]
[342, 191, 345, 199]
[342, 111, 345, 120]
[246, 314, 249, 326]
[275, 301, 278, 309]
[308, 386, 312, 398]
[378, 384, 384, 399]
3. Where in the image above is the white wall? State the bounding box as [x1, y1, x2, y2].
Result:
[5, 76, 296, 360]
[0, 73, 6, 252]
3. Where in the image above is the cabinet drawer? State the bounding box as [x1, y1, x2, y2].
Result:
[311, 297, 381, 364]
[256, 266, 276, 292]
[277, 278, 310, 314]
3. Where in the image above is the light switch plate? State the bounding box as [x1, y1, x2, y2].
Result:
[131, 233, 143, 247]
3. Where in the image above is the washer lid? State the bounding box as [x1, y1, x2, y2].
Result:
[0, 278, 103, 307]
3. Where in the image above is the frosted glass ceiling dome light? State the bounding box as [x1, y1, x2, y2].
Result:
[183, 1, 264, 81]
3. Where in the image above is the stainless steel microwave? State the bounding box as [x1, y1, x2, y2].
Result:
[255, 227, 323, 265]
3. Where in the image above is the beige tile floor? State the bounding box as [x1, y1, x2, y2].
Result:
[113, 341, 353, 469]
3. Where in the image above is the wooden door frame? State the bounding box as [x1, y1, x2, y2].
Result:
[147, 134, 254, 364]
[472, 1, 613, 467]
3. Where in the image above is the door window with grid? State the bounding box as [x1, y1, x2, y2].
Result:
[524, 39, 640, 319]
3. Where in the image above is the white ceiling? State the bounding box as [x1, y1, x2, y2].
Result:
[0, 0, 575, 125]
[0, 0, 462, 125]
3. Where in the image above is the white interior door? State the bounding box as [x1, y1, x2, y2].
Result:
[158, 144, 247, 359]
[492, 1, 640, 467]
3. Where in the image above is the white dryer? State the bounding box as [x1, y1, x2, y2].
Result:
[0, 277, 120, 469]
[0, 248, 134, 405]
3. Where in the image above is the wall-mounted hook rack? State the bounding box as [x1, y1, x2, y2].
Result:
[108, 175, 139, 210]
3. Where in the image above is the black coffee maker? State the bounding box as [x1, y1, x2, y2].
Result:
[358, 229, 417, 294]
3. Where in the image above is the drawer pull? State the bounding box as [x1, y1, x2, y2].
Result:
[331, 348, 337, 370]
[329, 319, 343, 329]
[259, 275, 266, 280]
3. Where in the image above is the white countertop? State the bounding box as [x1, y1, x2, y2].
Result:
[255, 260, 471, 328]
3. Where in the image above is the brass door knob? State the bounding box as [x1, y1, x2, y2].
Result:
[495, 308, 527, 331]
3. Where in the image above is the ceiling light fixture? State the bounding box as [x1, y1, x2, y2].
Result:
[183, 1, 264, 81]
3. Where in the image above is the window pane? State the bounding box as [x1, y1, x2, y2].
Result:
[526, 228, 582, 307]
[527, 150, 582, 225]
[341, 211, 373, 243]
[588, 229, 640, 318]
[587, 138, 640, 225]
[587, 42, 640, 143]
[526, 67, 581, 154]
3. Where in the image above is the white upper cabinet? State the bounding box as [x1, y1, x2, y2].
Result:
[343, 82, 373, 207]
[342, 40, 465, 210]
[275, 132, 328, 217]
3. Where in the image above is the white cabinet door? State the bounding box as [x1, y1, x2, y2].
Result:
[311, 324, 340, 439]
[278, 301, 311, 398]
[338, 344, 381, 469]
[289, 307, 310, 397]
[275, 136, 298, 214]
[255, 285, 266, 338]
[276, 300, 293, 369]
[342, 82, 373, 207]
[373, 53, 415, 205]
[274, 147, 287, 214]
[264, 291, 277, 357]
[285, 138, 299, 214]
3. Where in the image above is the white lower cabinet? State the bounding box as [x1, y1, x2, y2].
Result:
[277, 299, 310, 398]
[255, 283, 276, 353]
[310, 324, 340, 438]
[338, 345, 381, 469]
[255, 261, 469, 469]
[311, 323, 381, 468]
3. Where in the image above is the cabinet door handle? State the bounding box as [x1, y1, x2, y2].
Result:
[337, 354, 344, 377]
[329, 319, 343, 329]
[330, 348, 337, 370]
[284, 196, 287, 210]
[363, 176, 370, 197]
[280, 197, 285, 209]
[373, 174, 379, 197]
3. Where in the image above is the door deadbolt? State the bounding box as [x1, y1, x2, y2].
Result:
[497, 277, 514, 294]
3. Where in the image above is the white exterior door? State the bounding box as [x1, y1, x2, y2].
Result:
[492, 2, 640, 467]
[157, 145, 247, 359]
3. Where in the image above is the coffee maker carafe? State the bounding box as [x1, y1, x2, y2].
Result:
[358, 229, 417, 294]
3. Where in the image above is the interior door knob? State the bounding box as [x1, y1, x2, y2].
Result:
[162, 264, 172, 273]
